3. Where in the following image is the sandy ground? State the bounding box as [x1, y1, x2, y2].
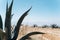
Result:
[17, 26, 60, 40]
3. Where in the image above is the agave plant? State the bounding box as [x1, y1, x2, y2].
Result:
[0, 0, 45, 40]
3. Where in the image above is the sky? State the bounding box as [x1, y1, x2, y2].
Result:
[0, 0, 60, 26]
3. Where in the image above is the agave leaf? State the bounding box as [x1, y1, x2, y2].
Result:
[0, 15, 3, 29]
[8, 0, 13, 14]
[12, 7, 32, 40]
[20, 32, 45, 40]
[5, 0, 13, 40]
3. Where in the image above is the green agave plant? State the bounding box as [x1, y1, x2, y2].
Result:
[0, 0, 45, 40]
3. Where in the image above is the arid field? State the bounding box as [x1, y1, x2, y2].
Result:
[17, 25, 60, 40]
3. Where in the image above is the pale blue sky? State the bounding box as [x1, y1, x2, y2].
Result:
[0, 0, 60, 26]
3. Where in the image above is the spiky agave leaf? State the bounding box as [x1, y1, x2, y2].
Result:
[0, 15, 3, 29]
[5, 0, 13, 40]
[20, 32, 45, 40]
[12, 7, 32, 40]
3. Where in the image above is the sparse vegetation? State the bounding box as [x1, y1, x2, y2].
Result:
[51, 24, 59, 28]
[33, 24, 38, 27]
[18, 26, 60, 40]
[41, 24, 60, 28]
[42, 25, 48, 28]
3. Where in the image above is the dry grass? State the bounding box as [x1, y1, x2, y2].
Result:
[17, 26, 60, 40]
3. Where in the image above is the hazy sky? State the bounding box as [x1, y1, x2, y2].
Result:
[0, 0, 60, 26]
